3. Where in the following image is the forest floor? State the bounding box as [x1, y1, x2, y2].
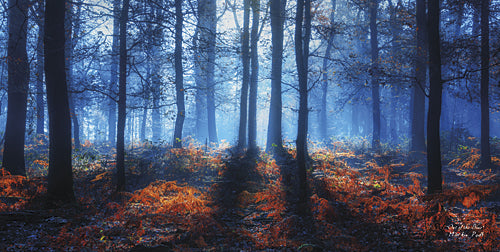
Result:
[0, 138, 499, 251]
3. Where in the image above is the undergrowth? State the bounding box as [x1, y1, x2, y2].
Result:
[0, 139, 498, 251]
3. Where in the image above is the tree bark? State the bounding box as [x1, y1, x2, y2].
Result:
[173, 0, 185, 148]
[248, 0, 260, 153]
[480, 0, 490, 168]
[201, 0, 218, 144]
[388, 0, 401, 144]
[319, 0, 336, 142]
[148, 4, 164, 143]
[238, 0, 250, 149]
[151, 70, 162, 142]
[193, 1, 209, 142]
[36, 1, 45, 136]
[140, 97, 148, 142]
[266, 0, 286, 154]
[108, 0, 120, 145]
[426, 0, 443, 194]
[116, 0, 129, 192]
[295, 0, 311, 216]
[65, 1, 82, 148]
[370, 0, 381, 151]
[3, 0, 29, 176]
[410, 0, 427, 157]
[45, 0, 75, 202]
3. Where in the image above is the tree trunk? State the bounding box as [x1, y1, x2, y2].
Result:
[108, 0, 120, 145]
[70, 98, 81, 147]
[295, 0, 311, 216]
[3, 0, 29, 176]
[140, 98, 148, 142]
[248, 0, 260, 153]
[238, 0, 250, 149]
[370, 0, 381, 151]
[193, 3, 208, 143]
[426, 0, 443, 194]
[480, 0, 490, 168]
[173, 0, 185, 148]
[266, 0, 286, 154]
[65, 1, 82, 148]
[410, 0, 427, 157]
[151, 70, 162, 142]
[45, 0, 75, 202]
[36, 1, 45, 136]
[320, 0, 336, 142]
[194, 34, 208, 143]
[148, 4, 164, 143]
[116, 0, 129, 192]
[388, 0, 402, 144]
[199, 0, 218, 145]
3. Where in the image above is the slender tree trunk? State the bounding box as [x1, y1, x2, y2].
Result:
[238, 0, 250, 149]
[200, 0, 218, 144]
[480, 0, 490, 168]
[151, 71, 162, 142]
[193, 4, 208, 142]
[140, 98, 148, 142]
[295, 0, 311, 216]
[206, 70, 217, 145]
[410, 0, 427, 158]
[194, 31, 208, 142]
[173, 0, 184, 148]
[427, 0, 443, 194]
[116, 0, 129, 192]
[370, 0, 381, 151]
[108, 0, 120, 145]
[65, 1, 82, 148]
[266, 0, 286, 154]
[194, 63, 208, 141]
[389, 0, 402, 144]
[45, 0, 75, 202]
[36, 1, 45, 136]
[320, 0, 335, 142]
[70, 98, 81, 147]
[3, 0, 29, 176]
[148, 4, 164, 143]
[248, 0, 260, 153]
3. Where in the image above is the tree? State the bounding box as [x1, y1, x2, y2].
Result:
[369, 0, 381, 151]
[3, 0, 30, 176]
[319, 0, 336, 141]
[45, 0, 75, 202]
[35, 0, 45, 136]
[266, 0, 286, 154]
[65, 0, 82, 148]
[238, 0, 251, 149]
[193, 0, 216, 143]
[193, 26, 208, 143]
[116, 0, 130, 191]
[426, 0, 443, 194]
[410, 0, 427, 158]
[108, 0, 120, 145]
[203, 0, 218, 144]
[480, 0, 491, 168]
[388, 0, 402, 143]
[141, 0, 164, 143]
[295, 0, 311, 215]
[248, 0, 260, 153]
[173, 0, 185, 148]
